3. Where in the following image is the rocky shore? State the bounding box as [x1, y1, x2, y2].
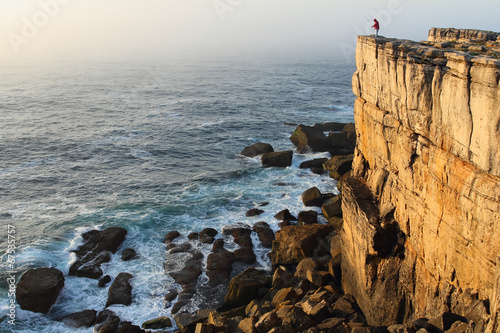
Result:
[15, 27, 500, 333]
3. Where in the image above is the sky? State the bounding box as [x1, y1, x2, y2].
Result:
[0, 0, 499, 63]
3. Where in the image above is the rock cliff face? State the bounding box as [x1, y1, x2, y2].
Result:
[342, 29, 500, 331]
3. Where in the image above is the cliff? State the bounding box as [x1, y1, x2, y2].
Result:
[342, 28, 500, 332]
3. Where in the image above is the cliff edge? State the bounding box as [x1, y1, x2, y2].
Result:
[343, 28, 500, 332]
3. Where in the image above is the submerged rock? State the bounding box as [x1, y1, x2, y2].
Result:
[16, 267, 65, 313]
[121, 248, 138, 261]
[241, 143, 274, 157]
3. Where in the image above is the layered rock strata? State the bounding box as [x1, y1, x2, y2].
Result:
[343, 30, 500, 331]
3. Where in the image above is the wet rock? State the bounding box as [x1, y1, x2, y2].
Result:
[170, 252, 203, 287]
[225, 268, 272, 307]
[168, 242, 192, 253]
[98, 275, 112, 288]
[164, 231, 181, 244]
[299, 158, 329, 170]
[116, 323, 145, 333]
[246, 208, 265, 217]
[16, 267, 65, 313]
[187, 232, 199, 240]
[270, 224, 333, 265]
[253, 222, 275, 248]
[94, 310, 121, 333]
[323, 155, 354, 180]
[141, 316, 172, 329]
[298, 211, 318, 225]
[274, 209, 297, 221]
[164, 290, 178, 306]
[61, 309, 97, 328]
[301, 187, 323, 207]
[322, 196, 342, 220]
[241, 143, 274, 157]
[262, 151, 293, 168]
[106, 273, 133, 307]
[207, 248, 236, 272]
[290, 124, 330, 153]
[121, 248, 137, 261]
[199, 228, 218, 244]
[70, 227, 127, 279]
[234, 247, 257, 264]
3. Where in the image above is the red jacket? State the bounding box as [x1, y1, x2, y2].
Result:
[372, 20, 379, 29]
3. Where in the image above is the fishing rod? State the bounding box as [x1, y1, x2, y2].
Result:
[349, 0, 371, 23]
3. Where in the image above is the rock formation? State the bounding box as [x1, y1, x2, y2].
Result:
[343, 28, 500, 331]
[16, 267, 65, 313]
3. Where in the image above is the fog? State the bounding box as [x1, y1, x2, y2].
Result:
[1, 0, 499, 63]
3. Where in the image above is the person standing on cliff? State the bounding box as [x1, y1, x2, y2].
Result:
[372, 19, 380, 37]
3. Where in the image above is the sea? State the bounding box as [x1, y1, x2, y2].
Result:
[0, 56, 356, 332]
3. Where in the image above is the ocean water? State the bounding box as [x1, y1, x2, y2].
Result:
[0, 57, 355, 332]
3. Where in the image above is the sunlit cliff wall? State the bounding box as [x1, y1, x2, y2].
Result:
[341, 29, 500, 331]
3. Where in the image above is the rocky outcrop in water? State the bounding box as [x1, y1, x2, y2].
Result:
[343, 29, 500, 331]
[16, 267, 65, 313]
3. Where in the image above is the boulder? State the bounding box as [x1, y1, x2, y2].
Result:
[199, 228, 218, 244]
[327, 123, 356, 155]
[270, 225, 333, 265]
[253, 222, 275, 248]
[94, 310, 121, 333]
[121, 248, 137, 261]
[322, 196, 342, 220]
[255, 310, 280, 333]
[272, 287, 299, 307]
[116, 323, 145, 333]
[106, 273, 133, 307]
[272, 266, 298, 289]
[301, 187, 323, 207]
[164, 230, 181, 244]
[299, 158, 329, 169]
[331, 295, 358, 318]
[296, 258, 321, 280]
[234, 247, 257, 264]
[142, 316, 173, 329]
[70, 227, 127, 279]
[290, 124, 329, 153]
[323, 155, 353, 180]
[282, 306, 316, 331]
[274, 209, 297, 221]
[170, 252, 203, 287]
[238, 316, 258, 333]
[246, 208, 265, 217]
[98, 275, 112, 288]
[297, 211, 318, 225]
[241, 143, 274, 157]
[187, 232, 199, 240]
[225, 268, 272, 307]
[306, 270, 332, 287]
[261, 151, 293, 168]
[16, 267, 65, 313]
[61, 309, 97, 328]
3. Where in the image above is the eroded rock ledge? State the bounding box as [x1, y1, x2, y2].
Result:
[344, 28, 500, 331]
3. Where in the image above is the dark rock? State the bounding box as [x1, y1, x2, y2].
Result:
[296, 258, 321, 280]
[141, 316, 172, 329]
[323, 155, 354, 180]
[327, 124, 356, 156]
[164, 230, 181, 244]
[98, 275, 112, 288]
[278, 221, 293, 228]
[253, 222, 275, 248]
[301, 187, 323, 207]
[234, 247, 257, 264]
[430, 312, 468, 331]
[116, 323, 145, 333]
[170, 252, 203, 286]
[106, 273, 133, 307]
[262, 151, 293, 168]
[272, 266, 298, 289]
[290, 124, 330, 153]
[164, 290, 178, 305]
[241, 143, 274, 157]
[70, 227, 127, 279]
[233, 228, 253, 247]
[61, 309, 97, 328]
[274, 209, 297, 221]
[207, 248, 236, 271]
[225, 268, 272, 307]
[187, 232, 199, 240]
[246, 208, 265, 217]
[311, 167, 325, 175]
[168, 242, 192, 253]
[299, 158, 329, 169]
[282, 306, 316, 331]
[121, 248, 137, 261]
[331, 295, 358, 318]
[322, 196, 342, 220]
[298, 211, 318, 225]
[212, 239, 225, 251]
[199, 228, 218, 244]
[16, 267, 65, 313]
[270, 224, 333, 265]
[94, 310, 121, 333]
[174, 310, 211, 333]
